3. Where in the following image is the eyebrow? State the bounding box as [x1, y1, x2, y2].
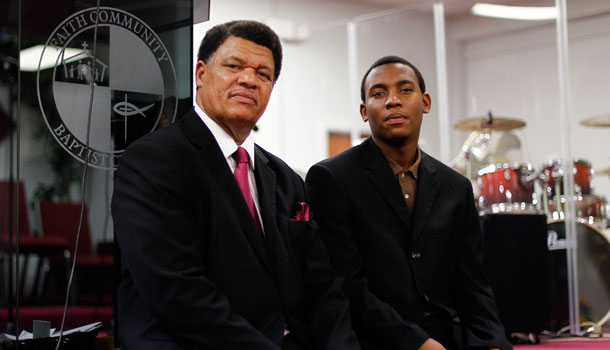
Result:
[368, 79, 415, 93]
[399, 79, 415, 85]
[368, 83, 387, 92]
[226, 56, 272, 72]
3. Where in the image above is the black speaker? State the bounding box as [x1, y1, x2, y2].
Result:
[480, 214, 551, 333]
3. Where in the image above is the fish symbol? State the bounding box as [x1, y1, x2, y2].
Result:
[113, 94, 155, 142]
[113, 100, 154, 118]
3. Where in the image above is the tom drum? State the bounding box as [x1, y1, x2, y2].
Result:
[477, 163, 537, 213]
[548, 194, 608, 229]
[542, 158, 592, 197]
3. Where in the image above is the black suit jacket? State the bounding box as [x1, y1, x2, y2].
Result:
[306, 138, 511, 350]
[112, 109, 359, 350]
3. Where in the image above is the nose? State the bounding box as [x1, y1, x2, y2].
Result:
[237, 68, 258, 89]
[385, 91, 401, 108]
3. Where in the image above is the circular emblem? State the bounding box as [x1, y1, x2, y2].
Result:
[37, 7, 178, 170]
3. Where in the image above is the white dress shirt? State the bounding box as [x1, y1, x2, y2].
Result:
[194, 104, 264, 232]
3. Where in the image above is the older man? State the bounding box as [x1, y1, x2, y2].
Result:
[112, 20, 359, 350]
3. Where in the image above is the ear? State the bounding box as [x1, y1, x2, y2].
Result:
[422, 92, 431, 114]
[360, 103, 368, 122]
[195, 60, 207, 89]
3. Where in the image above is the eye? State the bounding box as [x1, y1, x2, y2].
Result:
[258, 71, 271, 81]
[372, 91, 385, 97]
[400, 87, 413, 93]
[225, 64, 240, 70]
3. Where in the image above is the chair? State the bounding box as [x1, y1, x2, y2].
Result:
[39, 201, 113, 306]
[0, 180, 70, 302]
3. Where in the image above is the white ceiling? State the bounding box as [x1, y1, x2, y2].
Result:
[331, 0, 525, 18]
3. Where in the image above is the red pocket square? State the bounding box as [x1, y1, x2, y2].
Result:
[291, 202, 310, 221]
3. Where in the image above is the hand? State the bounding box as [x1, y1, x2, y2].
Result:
[418, 338, 446, 350]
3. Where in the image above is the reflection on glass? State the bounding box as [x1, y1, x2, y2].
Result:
[1, 0, 194, 340]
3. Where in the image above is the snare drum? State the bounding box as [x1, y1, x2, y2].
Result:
[547, 221, 610, 331]
[477, 163, 537, 213]
[542, 158, 592, 197]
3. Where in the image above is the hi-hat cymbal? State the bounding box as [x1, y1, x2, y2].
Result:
[580, 114, 610, 127]
[454, 116, 526, 131]
[596, 167, 610, 176]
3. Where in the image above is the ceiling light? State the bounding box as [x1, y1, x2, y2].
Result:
[471, 3, 557, 21]
[19, 45, 83, 72]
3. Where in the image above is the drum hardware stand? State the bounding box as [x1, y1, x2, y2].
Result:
[555, 319, 607, 337]
[555, 182, 563, 218]
[465, 150, 472, 180]
[542, 189, 550, 217]
[593, 310, 610, 334]
[486, 110, 494, 126]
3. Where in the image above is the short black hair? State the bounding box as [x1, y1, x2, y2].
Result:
[360, 55, 426, 102]
[197, 20, 283, 83]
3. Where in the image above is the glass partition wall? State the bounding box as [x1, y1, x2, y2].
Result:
[564, 0, 610, 334]
[0, 0, 20, 336]
[446, 0, 610, 335]
[1, 0, 194, 339]
[446, 0, 570, 334]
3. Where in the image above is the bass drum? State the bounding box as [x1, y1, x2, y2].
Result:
[547, 221, 610, 331]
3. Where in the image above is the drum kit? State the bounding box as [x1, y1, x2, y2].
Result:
[452, 113, 610, 229]
[453, 112, 610, 333]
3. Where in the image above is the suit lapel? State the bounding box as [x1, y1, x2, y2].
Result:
[411, 151, 438, 245]
[182, 110, 272, 273]
[361, 138, 412, 230]
[254, 148, 289, 284]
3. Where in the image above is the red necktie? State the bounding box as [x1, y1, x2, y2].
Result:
[232, 147, 263, 234]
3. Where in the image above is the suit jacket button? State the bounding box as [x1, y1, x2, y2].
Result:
[411, 251, 421, 260]
[424, 294, 430, 302]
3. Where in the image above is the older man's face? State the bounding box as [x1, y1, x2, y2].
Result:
[195, 36, 275, 144]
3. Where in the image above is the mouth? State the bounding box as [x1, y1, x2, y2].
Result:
[385, 113, 408, 125]
[230, 92, 257, 105]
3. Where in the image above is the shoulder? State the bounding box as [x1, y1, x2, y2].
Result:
[312, 143, 363, 175]
[421, 151, 473, 190]
[118, 117, 194, 172]
[256, 144, 305, 189]
[305, 144, 368, 197]
[123, 109, 200, 153]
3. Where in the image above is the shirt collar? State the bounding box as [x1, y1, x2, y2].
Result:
[386, 147, 421, 180]
[194, 103, 256, 168]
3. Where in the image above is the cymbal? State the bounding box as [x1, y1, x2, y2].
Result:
[580, 114, 610, 127]
[596, 167, 610, 176]
[454, 116, 526, 131]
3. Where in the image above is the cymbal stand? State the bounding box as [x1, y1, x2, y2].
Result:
[542, 183, 550, 218]
[465, 149, 472, 180]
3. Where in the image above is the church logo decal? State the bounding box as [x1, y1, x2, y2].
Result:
[37, 7, 178, 170]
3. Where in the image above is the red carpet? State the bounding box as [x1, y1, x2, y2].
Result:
[0, 305, 112, 332]
[515, 337, 610, 349]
